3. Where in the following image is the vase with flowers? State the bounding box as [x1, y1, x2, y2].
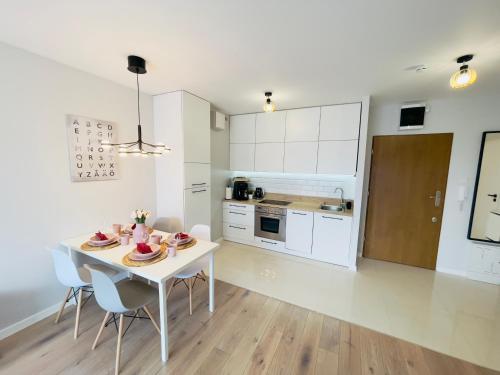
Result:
[131, 209, 151, 244]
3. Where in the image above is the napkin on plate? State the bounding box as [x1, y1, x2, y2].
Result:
[137, 243, 152, 254]
[95, 231, 108, 241]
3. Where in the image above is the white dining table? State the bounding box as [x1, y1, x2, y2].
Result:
[60, 229, 219, 362]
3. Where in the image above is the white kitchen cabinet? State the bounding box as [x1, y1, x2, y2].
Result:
[223, 208, 254, 226]
[285, 107, 320, 142]
[255, 143, 284, 172]
[183, 93, 211, 162]
[223, 223, 254, 242]
[312, 212, 352, 266]
[319, 103, 361, 141]
[184, 187, 211, 235]
[230, 114, 256, 143]
[223, 201, 254, 212]
[284, 142, 318, 174]
[184, 162, 210, 189]
[316, 140, 358, 175]
[254, 236, 286, 252]
[286, 210, 313, 254]
[255, 111, 286, 143]
[230, 143, 255, 171]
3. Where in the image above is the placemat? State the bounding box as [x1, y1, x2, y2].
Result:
[122, 244, 168, 267]
[81, 241, 120, 251]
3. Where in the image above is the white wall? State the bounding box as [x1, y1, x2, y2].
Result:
[363, 91, 500, 274]
[0, 42, 157, 333]
[210, 123, 230, 240]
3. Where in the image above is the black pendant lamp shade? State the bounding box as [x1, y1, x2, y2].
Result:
[102, 55, 169, 156]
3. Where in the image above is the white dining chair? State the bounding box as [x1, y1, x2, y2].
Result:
[166, 224, 210, 315]
[86, 265, 160, 375]
[50, 246, 125, 339]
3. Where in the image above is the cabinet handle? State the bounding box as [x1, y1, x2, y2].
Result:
[229, 211, 246, 215]
[192, 189, 207, 193]
[261, 239, 277, 245]
[229, 204, 246, 208]
[192, 182, 207, 186]
[292, 212, 307, 216]
[229, 225, 246, 230]
[322, 216, 343, 220]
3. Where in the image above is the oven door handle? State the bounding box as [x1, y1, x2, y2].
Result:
[258, 214, 285, 220]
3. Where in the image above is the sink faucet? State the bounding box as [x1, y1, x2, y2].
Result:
[334, 187, 345, 208]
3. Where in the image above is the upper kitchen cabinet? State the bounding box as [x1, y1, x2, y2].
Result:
[255, 111, 286, 143]
[230, 143, 255, 171]
[285, 107, 320, 142]
[230, 114, 256, 143]
[319, 103, 361, 141]
[255, 143, 284, 172]
[317, 140, 358, 175]
[183, 92, 210, 163]
[284, 142, 318, 174]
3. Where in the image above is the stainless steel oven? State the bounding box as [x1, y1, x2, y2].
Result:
[254, 205, 287, 242]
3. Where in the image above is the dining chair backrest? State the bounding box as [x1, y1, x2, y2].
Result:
[190, 224, 210, 241]
[51, 247, 85, 288]
[85, 265, 127, 313]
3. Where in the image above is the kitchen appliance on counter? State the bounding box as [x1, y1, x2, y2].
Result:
[233, 177, 249, 201]
[255, 205, 287, 242]
[254, 187, 264, 199]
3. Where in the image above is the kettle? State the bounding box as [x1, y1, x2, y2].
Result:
[254, 187, 264, 199]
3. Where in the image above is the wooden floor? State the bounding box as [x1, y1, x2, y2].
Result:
[1, 280, 498, 375]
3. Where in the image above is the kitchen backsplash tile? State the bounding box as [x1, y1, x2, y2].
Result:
[230, 172, 356, 199]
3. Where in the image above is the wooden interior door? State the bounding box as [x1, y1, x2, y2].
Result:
[363, 133, 453, 269]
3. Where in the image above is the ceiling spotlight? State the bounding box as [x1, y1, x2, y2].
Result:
[263, 92, 276, 112]
[450, 54, 477, 89]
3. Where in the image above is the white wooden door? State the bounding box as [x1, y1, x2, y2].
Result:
[284, 142, 318, 174]
[255, 111, 286, 143]
[230, 143, 255, 171]
[183, 92, 210, 163]
[312, 212, 351, 265]
[230, 114, 256, 143]
[254, 143, 284, 172]
[319, 103, 361, 141]
[286, 210, 313, 253]
[184, 187, 211, 234]
[285, 107, 320, 142]
[316, 140, 358, 175]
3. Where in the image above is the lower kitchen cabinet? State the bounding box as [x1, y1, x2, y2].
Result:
[312, 212, 352, 266]
[184, 187, 211, 235]
[222, 202, 255, 244]
[286, 209, 313, 254]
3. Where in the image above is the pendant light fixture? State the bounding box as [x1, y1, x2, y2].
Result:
[450, 54, 477, 89]
[102, 55, 170, 156]
[263, 91, 276, 112]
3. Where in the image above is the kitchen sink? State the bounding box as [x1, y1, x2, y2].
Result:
[320, 204, 344, 212]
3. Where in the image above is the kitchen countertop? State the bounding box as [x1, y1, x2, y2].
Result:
[223, 194, 353, 217]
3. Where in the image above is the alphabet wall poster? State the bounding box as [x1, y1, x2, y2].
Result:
[66, 114, 120, 182]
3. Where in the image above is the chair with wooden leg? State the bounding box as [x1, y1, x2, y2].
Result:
[50, 246, 124, 339]
[166, 224, 210, 315]
[86, 264, 160, 375]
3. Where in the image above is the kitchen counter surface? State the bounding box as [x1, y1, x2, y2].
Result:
[224, 194, 353, 217]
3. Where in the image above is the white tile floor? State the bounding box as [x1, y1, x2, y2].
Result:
[214, 240, 500, 371]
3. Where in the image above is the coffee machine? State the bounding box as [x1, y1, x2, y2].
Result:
[232, 177, 249, 200]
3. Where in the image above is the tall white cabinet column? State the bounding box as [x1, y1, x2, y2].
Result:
[154, 91, 211, 236]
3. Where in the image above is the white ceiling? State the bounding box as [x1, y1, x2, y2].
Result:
[0, 0, 499, 114]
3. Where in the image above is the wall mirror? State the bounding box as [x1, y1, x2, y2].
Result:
[468, 131, 500, 243]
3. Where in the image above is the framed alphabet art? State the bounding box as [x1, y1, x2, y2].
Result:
[66, 114, 120, 182]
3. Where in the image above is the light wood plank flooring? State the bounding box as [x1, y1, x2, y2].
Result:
[0, 280, 498, 375]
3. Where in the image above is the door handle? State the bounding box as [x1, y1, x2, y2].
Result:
[192, 189, 207, 193]
[488, 193, 498, 202]
[429, 191, 441, 207]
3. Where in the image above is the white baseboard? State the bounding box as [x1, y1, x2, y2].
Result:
[0, 297, 76, 340]
[214, 237, 224, 244]
[436, 266, 467, 277]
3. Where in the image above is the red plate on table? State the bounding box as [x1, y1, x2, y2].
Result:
[88, 234, 118, 247]
[129, 243, 161, 261]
